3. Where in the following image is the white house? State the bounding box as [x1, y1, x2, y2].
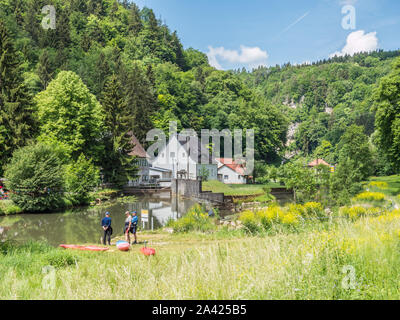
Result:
[216, 158, 247, 184]
[150, 134, 218, 183]
[127, 134, 174, 187]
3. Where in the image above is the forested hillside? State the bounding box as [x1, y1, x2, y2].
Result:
[238, 51, 400, 172]
[1, 0, 400, 203]
[0, 0, 288, 170]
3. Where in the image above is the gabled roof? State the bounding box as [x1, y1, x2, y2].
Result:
[308, 158, 330, 167]
[217, 158, 246, 175]
[176, 134, 214, 164]
[128, 134, 148, 158]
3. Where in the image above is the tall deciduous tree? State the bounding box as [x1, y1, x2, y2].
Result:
[336, 124, 373, 180]
[375, 57, 400, 171]
[0, 19, 36, 175]
[35, 71, 104, 162]
[330, 125, 373, 204]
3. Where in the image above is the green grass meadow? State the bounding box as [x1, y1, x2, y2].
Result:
[2, 212, 400, 300]
[202, 180, 281, 196]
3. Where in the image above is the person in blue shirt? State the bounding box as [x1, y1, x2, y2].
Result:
[131, 211, 139, 244]
[101, 212, 112, 246]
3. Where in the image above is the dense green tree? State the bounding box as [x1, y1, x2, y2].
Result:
[336, 124, 373, 180]
[37, 50, 54, 89]
[123, 63, 157, 144]
[171, 31, 186, 70]
[101, 74, 137, 187]
[281, 160, 318, 203]
[375, 57, 400, 171]
[230, 96, 288, 162]
[314, 140, 334, 164]
[35, 71, 104, 162]
[329, 125, 373, 204]
[4, 143, 65, 212]
[184, 48, 209, 70]
[127, 2, 143, 35]
[0, 19, 36, 175]
[64, 153, 100, 205]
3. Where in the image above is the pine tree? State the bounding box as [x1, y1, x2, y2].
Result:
[141, 8, 160, 56]
[37, 50, 53, 90]
[123, 64, 158, 145]
[171, 31, 186, 70]
[127, 3, 143, 35]
[56, 7, 71, 50]
[0, 20, 36, 175]
[23, 0, 40, 44]
[101, 75, 138, 187]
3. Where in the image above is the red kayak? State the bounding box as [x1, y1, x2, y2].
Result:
[59, 244, 109, 252]
[141, 247, 156, 256]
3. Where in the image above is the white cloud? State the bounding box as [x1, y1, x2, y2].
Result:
[207, 45, 268, 70]
[330, 30, 378, 58]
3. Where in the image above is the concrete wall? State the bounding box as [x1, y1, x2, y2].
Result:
[171, 179, 224, 204]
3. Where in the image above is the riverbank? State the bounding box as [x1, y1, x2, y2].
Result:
[2, 205, 400, 299]
[0, 189, 137, 216]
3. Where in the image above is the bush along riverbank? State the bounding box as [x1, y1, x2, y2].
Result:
[0, 200, 23, 216]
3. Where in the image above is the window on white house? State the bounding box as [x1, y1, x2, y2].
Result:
[224, 175, 228, 180]
[170, 152, 175, 158]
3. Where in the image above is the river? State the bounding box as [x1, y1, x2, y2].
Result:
[0, 192, 201, 246]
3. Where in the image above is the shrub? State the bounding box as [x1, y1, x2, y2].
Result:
[254, 192, 275, 203]
[43, 250, 77, 269]
[167, 204, 216, 233]
[340, 206, 367, 220]
[368, 181, 388, 190]
[241, 205, 301, 234]
[4, 143, 65, 212]
[353, 192, 386, 203]
[0, 200, 22, 215]
[240, 210, 260, 234]
[339, 206, 384, 220]
[64, 154, 100, 205]
[303, 202, 325, 218]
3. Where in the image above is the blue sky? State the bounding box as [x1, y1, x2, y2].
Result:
[134, 0, 400, 70]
